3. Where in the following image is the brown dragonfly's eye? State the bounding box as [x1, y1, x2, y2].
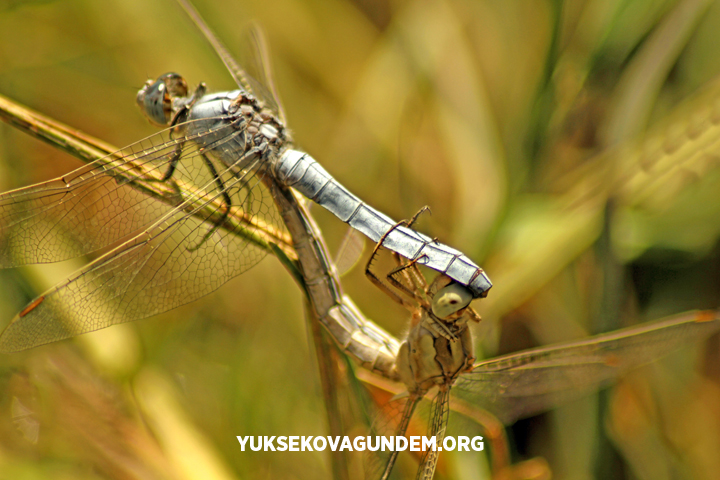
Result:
[431, 283, 472, 319]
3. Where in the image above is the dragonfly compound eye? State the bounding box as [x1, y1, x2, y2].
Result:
[431, 283, 473, 319]
[136, 72, 189, 126]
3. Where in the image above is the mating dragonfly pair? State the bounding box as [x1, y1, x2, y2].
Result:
[1, 1, 719, 479]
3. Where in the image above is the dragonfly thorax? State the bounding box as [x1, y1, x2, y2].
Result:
[137, 72, 291, 171]
[394, 311, 475, 394]
[230, 102, 288, 155]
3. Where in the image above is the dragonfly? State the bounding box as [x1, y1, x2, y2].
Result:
[0, 0, 489, 354]
[0, 14, 400, 477]
[363, 228, 720, 479]
[134, 0, 492, 299]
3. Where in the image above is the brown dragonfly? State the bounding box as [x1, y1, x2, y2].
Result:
[362, 222, 720, 479]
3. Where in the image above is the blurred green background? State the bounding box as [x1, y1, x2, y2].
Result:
[2, 0, 720, 479]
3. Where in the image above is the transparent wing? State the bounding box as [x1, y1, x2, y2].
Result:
[175, 0, 285, 122]
[312, 320, 380, 479]
[175, 0, 253, 96]
[0, 116, 288, 268]
[453, 310, 720, 425]
[0, 120, 202, 267]
[362, 392, 422, 480]
[243, 23, 286, 123]
[0, 121, 290, 352]
[416, 388, 450, 480]
[334, 227, 366, 277]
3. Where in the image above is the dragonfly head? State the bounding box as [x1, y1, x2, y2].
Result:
[431, 282, 473, 319]
[137, 72, 192, 126]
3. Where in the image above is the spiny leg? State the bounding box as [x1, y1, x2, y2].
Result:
[186, 153, 233, 249]
[395, 205, 435, 294]
[365, 205, 439, 307]
[465, 307, 482, 324]
[365, 207, 439, 309]
[386, 253, 430, 303]
[172, 82, 207, 125]
[152, 83, 209, 185]
[406, 205, 431, 229]
[365, 233, 417, 311]
[384, 205, 433, 300]
[201, 152, 233, 214]
[186, 148, 260, 252]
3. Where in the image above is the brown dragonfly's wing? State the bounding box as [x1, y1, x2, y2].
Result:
[0, 121, 290, 352]
[362, 393, 422, 480]
[453, 310, 720, 425]
[175, 0, 285, 123]
[334, 227, 366, 277]
[415, 388, 451, 480]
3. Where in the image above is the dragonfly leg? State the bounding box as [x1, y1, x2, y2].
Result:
[387, 254, 429, 302]
[200, 152, 233, 213]
[421, 314, 458, 342]
[465, 307, 482, 324]
[169, 82, 207, 127]
[186, 153, 235, 252]
[186, 146, 264, 252]
[365, 237, 417, 310]
[158, 142, 183, 182]
[405, 205, 431, 229]
[150, 83, 211, 185]
[365, 217, 431, 310]
[381, 205, 434, 301]
[460, 326, 476, 369]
